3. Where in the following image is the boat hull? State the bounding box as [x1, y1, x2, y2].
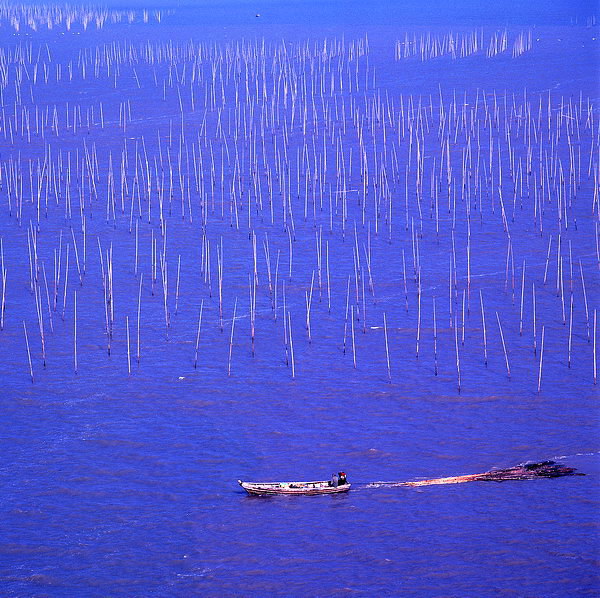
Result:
[238, 479, 351, 496]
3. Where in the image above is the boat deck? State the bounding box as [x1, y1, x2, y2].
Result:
[239, 479, 351, 495]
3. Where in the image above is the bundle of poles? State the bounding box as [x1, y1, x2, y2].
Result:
[367, 460, 583, 488]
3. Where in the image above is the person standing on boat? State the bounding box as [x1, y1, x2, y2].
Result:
[329, 473, 339, 487]
[338, 472, 348, 485]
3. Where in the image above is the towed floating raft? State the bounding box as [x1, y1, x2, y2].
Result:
[369, 460, 584, 488]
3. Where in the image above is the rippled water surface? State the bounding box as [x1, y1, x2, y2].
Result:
[1, 1, 599, 596]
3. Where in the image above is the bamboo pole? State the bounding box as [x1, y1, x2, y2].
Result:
[568, 294, 573, 368]
[228, 298, 237, 376]
[0, 266, 6, 331]
[519, 259, 525, 335]
[537, 325, 545, 393]
[343, 275, 351, 354]
[288, 310, 295, 378]
[532, 282, 537, 355]
[594, 310, 597, 385]
[126, 315, 131, 375]
[351, 305, 357, 368]
[137, 273, 143, 363]
[74, 290, 78, 374]
[23, 321, 34, 383]
[175, 254, 181, 315]
[194, 300, 204, 369]
[383, 312, 391, 382]
[454, 314, 461, 392]
[479, 290, 487, 365]
[579, 260, 590, 341]
[433, 296, 438, 375]
[416, 276, 421, 358]
[496, 311, 510, 378]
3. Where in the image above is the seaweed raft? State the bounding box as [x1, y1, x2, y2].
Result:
[403, 461, 583, 487]
[367, 461, 584, 489]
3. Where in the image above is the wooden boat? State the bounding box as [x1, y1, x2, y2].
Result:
[238, 479, 351, 496]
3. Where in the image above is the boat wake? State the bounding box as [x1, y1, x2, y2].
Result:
[363, 481, 410, 489]
[550, 450, 600, 461]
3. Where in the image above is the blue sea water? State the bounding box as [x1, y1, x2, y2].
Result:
[0, 1, 599, 596]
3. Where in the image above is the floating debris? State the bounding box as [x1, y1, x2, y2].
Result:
[367, 461, 583, 488]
